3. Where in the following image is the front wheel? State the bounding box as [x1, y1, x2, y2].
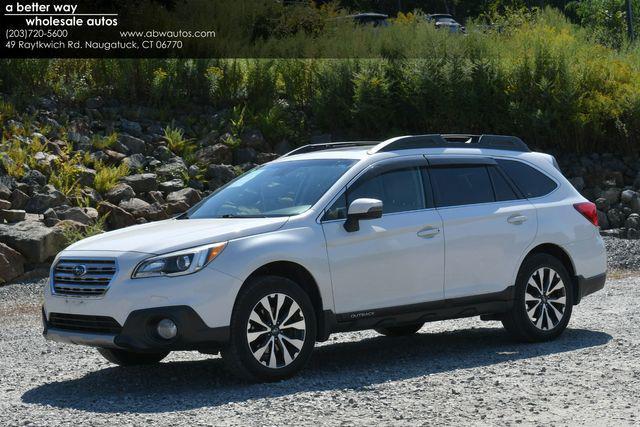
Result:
[97, 348, 169, 366]
[502, 253, 574, 342]
[221, 276, 317, 382]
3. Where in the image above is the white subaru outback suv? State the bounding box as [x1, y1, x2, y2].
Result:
[43, 134, 607, 381]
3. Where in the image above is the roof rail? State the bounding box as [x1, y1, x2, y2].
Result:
[282, 141, 377, 157]
[369, 134, 530, 153]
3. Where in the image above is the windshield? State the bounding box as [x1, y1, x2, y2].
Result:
[185, 159, 356, 219]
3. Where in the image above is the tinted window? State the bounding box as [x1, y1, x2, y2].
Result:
[350, 167, 425, 214]
[323, 167, 425, 220]
[430, 166, 494, 207]
[496, 159, 557, 198]
[187, 159, 355, 219]
[488, 166, 519, 201]
[324, 192, 347, 221]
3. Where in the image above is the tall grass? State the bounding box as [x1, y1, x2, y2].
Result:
[0, 8, 638, 154]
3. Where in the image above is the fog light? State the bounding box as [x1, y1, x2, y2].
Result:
[156, 318, 177, 340]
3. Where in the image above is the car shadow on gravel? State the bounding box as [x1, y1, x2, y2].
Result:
[22, 326, 611, 413]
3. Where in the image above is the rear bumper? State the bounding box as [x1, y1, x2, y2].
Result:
[575, 272, 606, 304]
[43, 305, 229, 352]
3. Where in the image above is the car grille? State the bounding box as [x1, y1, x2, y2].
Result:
[52, 259, 116, 297]
[48, 313, 122, 334]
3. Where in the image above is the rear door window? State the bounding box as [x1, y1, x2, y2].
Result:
[488, 166, 519, 202]
[429, 166, 494, 207]
[496, 159, 557, 198]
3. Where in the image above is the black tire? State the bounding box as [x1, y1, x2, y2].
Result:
[375, 323, 423, 337]
[221, 275, 317, 382]
[97, 348, 169, 366]
[502, 253, 574, 342]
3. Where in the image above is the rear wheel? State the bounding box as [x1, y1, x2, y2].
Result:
[502, 253, 573, 342]
[97, 348, 169, 366]
[375, 323, 423, 337]
[221, 276, 317, 382]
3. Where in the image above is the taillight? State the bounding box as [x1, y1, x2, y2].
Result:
[573, 202, 598, 227]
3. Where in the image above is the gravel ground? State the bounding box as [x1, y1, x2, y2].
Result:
[1, 270, 639, 426]
[603, 235, 640, 271]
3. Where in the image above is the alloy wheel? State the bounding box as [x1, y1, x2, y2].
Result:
[524, 267, 567, 331]
[246, 293, 306, 369]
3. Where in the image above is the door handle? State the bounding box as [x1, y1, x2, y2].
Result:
[417, 226, 440, 238]
[507, 214, 528, 225]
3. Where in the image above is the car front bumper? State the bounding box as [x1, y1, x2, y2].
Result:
[43, 249, 241, 351]
[43, 305, 230, 352]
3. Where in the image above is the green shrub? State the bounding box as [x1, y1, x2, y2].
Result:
[91, 133, 118, 150]
[93, 162, 129, 193]
[60, 215, 107, 246]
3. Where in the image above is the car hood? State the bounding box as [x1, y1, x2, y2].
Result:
[65, 217, 289, 255]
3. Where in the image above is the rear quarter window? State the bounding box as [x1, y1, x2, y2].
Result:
[496, 159, 557, 198]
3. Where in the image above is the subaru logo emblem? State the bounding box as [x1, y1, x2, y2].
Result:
[73, 265, 87, 277]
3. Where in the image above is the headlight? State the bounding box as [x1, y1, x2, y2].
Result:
[132, 242, 227, 279]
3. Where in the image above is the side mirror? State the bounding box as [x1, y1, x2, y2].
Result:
[344, 198, 383, 232]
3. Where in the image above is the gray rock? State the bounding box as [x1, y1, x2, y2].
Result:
[123, 153, 147, 170]
[165, 200, 190, 215]
[121, 119, 142, 136]
[155, 158, 188, 180]
[0, 199, 10, 210]
[166, 188, 201, 206]
[194, 143, 232, 165]
[198, 130, 219, 147]
[0, 183, 11, 200]
[188, 165, 199, 178]
[97, 201, 136, 230]
[241, 129, 267, 151]
[147, 191, 166, 205]
[159, 179, 184, 193]
[50, 205, 94, 225]
[206, 164, 235, 190]
[21, 169, 47, 186]
[24, 189, 68, 214]
[607, 208, 624, 229]
[0, 242, 25, 283]
[121, 173, 158, 193]
[103, 149, 127, 163]
[595, 197, 609, 211]
[627, 228, 640, 239]
[105, 183, 135, 204]
[76, 165, 96, 187]
[621, 189, 638, 205]
[119, 134, 146, 154]
[234, 147, 257, 164]
[78, 187, 102, 207]
[0, 209, 26, 223]
[119, 198, 168, 221]
[43, 208, 60, 227]
[152, 145, 172, 161]
[597, 210, 609, 229]
[119, 197, 150, 216]
[0, 221, 65, 263]
[625, 213, 640, 230]
[603, 188, 621, 205]
[256, 152, 278, 164]
[33, 151, 58, 170]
